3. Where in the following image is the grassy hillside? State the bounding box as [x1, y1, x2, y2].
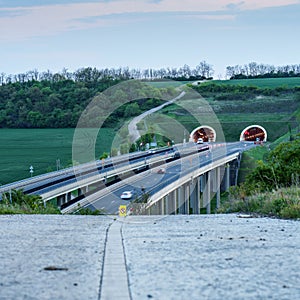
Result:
[156, 77, 300, 142]
[212, 77, 300, 88]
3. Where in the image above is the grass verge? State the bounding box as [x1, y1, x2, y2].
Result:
[218, 186, 300, 220]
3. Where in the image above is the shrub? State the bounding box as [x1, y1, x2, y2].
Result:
[280, 203, 300, 219]
[245, 136, 300, 190]
[0, 189, 61, 214]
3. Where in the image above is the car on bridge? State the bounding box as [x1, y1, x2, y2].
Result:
[157, 168, 166, 174]
[197, 138, 204, 144]
[120, 191, 133, 200]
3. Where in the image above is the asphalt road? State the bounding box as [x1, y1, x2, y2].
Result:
[86, 142, 255, 214]
[127, 91, 186, 143]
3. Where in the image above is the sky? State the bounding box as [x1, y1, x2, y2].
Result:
[0, 0, 299, 78]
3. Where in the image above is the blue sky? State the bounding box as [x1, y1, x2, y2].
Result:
[0, 0, 299, 78]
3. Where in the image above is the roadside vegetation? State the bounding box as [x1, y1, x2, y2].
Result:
[73, 206, 105, 215]
[219, 187, 300, 219]
[0, 189, 106, 215]
[0, 189, 60, 214]
[219, 135, 300, 219]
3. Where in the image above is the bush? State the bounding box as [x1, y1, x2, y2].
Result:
[246, 136, 300, 191]
[0, 189, 61, 214]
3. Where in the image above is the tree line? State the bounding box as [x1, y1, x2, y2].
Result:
[1, 62, 300, 85]
[226, 62, 300, 79]
[0, 61, 214, 85]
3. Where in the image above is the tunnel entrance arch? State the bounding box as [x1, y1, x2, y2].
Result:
[240, 125, 267, 142]
[190, 126, 216, 143]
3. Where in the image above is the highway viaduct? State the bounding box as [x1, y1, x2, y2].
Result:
[0, 141, 254, 216]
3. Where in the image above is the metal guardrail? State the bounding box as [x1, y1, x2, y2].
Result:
[0, 147, 173, 195]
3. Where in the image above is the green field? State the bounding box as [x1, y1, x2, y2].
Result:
[212, 77, 300, 88]
[159, 95, 298, 142]
[147, 77, 300, 89]
[0, 128, 115, 184]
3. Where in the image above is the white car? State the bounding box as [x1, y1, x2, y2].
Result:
[120, 191, 133, 200]
[197, 138, 204, 144]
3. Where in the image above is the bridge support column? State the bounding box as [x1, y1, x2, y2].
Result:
[159, 198, 165, 215]
[178, 186, 186, 214]
[216, 167, 221, 209]
[185, 183, 190, 215]
[165, 193, 175, 215]
[66, 192, 72, 204]
[225, 164, 230, 191]
[201, 174, 206, 211]
[164, 195, 171, 215]
[166, 190, 177, 214]
[190, 178, 199, 214]
[79, 186, 89, 195]
[197, 176, 201, 214]
[203, 172, 211, 214]
[57, 194, 66, 208]
[172, 190, 177, 215]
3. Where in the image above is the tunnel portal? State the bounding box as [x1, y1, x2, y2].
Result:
[190, 126, 216, 143]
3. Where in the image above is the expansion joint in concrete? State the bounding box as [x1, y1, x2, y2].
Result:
[99, 219, 131, 300]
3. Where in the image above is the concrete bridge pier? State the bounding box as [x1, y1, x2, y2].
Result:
[78, 186, 89, 196]
[178, 185, 186, 214]
[160, 197, 165, 215]
[57, 194, 65, 208]
[202, 171, 212, 214]
[185, 183, 190, 215]
[165, 193, 176, 215]
[67, 192, 72, 202]
[171, 190, 178, 215]
[189, 177, 200, 214]
[222, 158, 241, 192]
[225, 163, 230, 191]
[215, 167, 221, 209]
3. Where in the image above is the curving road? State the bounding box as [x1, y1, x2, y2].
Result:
[127, 91, 186, 143]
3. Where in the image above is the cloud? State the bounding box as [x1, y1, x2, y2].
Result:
[0, 0, 299, 41]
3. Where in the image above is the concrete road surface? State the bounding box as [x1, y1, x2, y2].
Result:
[0, 214, 299, 299]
